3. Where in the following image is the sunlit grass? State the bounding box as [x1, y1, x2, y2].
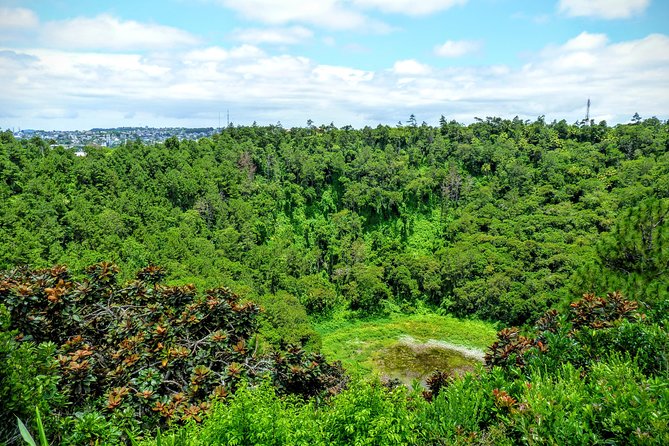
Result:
[316, 313, 498, 376]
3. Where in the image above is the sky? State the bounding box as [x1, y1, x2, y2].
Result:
[0, 0, 668, 130]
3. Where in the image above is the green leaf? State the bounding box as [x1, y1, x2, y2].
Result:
[16, 416, 37, 446]
[34, 407, 48, 446]
[127, 430, 139, 446]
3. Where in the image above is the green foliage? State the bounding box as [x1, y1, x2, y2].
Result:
[295, 273, 339, 315]
[142, 380, 421, 446]
[3, 118, 667, 324]
[344, 264, 391, 313]
[474, 291, 669, 444]
[255, 291, 321, 351]
[16, 417, 37, 446]
[16, 407, 48, 446]
[0, 306, 62, 444]
[198, 381, 304, 445]
[486, 291, 667, 376]
[578, 198, 669, 303]
[59, 410, 123, 446]
[420, 372, 495, 442]
[317, 381, 420, 445]
[514, 364, 596, 444]
[271, 346, 348, 400]
[586, 357, 668, 444]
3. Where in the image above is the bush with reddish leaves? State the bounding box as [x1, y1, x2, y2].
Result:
[484, 327, 537, 370]
[0, 263, 348, 443]
[484, 291, 666, 377]
[271, 345, 348, 401]
[569, 291, 638, 330]
[422, 370, 454, 401]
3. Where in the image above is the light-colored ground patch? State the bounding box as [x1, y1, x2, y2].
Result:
[316, 313, 497, 378]
[398, 335, 486, 362]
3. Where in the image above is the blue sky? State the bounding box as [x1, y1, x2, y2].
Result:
[1, 0, 668, 130]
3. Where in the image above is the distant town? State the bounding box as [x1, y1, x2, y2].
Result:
[11, 127, 219, 148]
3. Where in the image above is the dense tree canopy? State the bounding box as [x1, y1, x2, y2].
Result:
[2, 116, 668, 445]
[1, 117, 668, 325]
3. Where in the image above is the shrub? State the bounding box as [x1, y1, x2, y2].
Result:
[255, 291, 321, 351]
[486, 291, 651, 375]
[0, 305, 63, 444]
[513, 364, 596, 445]
[586, 357, 669, 444]
[419, 371, 497, 444]
[271, 345, 348, 400]
[296, 273, 339, 315]
[0, 264, 348, 443]
[318, 381, 420, 445]
[198, 381, 300, 446]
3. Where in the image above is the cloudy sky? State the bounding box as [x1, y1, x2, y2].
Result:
[1, 0, 668, 130]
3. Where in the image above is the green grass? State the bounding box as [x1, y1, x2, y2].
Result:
[316, 313, 498, 377]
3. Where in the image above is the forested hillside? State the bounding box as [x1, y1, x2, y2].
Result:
[2, 117, 668, 324]
[2, 116, 669, 445]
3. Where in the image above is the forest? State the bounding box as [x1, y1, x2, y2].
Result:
[1, 115, 668, 444]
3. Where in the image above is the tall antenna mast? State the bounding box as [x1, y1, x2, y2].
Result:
[218, 112, 221, 131]
[227, 109, 230, 127]
[585, 98, 591, 122]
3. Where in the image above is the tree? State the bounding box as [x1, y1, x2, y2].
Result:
[578, 198, 669, 302]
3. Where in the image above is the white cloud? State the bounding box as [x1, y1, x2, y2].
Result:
[215, 0, 496, 32]
[351, 0, 467, 15]
[232, 55, 312, 80]
[233, 26, 313, 45]
[184, 45, 264, 63]
[558, 0, 650, 19]
[1, 32, 668, 129]
[392, 59, 432, 75]
[0, 7, 39, 45]
[217, 0, 467, 29]
[184, 46, 232, 63]
[36, 108, 79, 119]
[313, 65, 374, 84]
[0, 7, 38, 29]
[40, 14, 200, 51]
[434, 39, 481, 57]
[217, 0, 387, 31]
[0, 7, 39, 29]
[562, 32, 608, 51]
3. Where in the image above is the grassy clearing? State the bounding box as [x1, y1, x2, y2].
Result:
[315, 313, 498, 377]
